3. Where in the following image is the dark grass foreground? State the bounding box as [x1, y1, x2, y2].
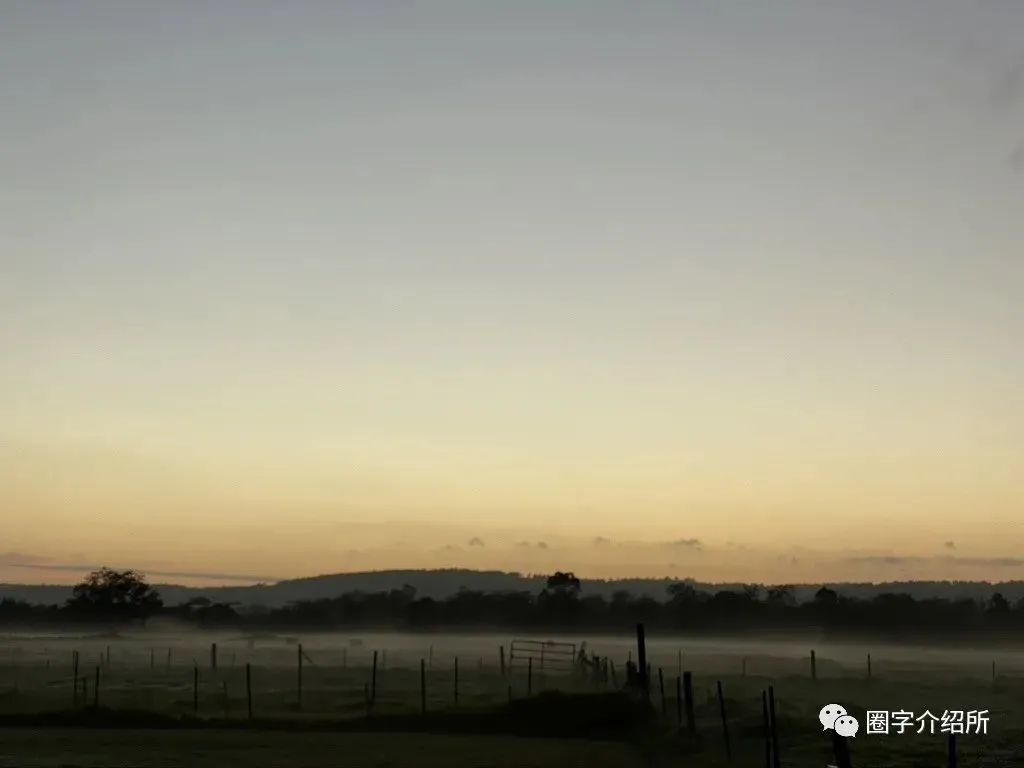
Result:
[0, 691, 655, 741]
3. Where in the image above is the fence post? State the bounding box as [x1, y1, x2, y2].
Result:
[761, 690, 772, 768]
[454, 656, 459, 705]
[610, 660, 618, 688]
[72, 650, 79, 706]
[420, 658, 427, 714]
[499, 645, 506, 677]
[683, 671, 696, 735]
[658, 667, 666, 715]
[371, 650, 378, 705]
[768, 685, 781, 768]
[297, 644, 303, 711]
[675, 675, 682, 727]
[193, 663, 199, 714]
[717, 680, 731, 761]
[246, 663, 253, 720]
[527, 657, 533, 697]
[867, 653, 872, 680]
[831, 730, 853, 768]
[166, 647, 172, 671]
[636, 623, 648, 697]
[211, 643, 217, 671]
[93, 666, 100, 707]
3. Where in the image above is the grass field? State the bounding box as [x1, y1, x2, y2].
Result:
[1, 630, 1022, 766]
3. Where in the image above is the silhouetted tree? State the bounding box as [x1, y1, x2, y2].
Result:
[545, 571, 582, 595]
[66, 567, 162, 621]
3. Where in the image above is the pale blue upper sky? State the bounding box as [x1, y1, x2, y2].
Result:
[1, 2, 1022, 583]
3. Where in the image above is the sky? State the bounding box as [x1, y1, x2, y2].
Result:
[2, 1, 1022, 587]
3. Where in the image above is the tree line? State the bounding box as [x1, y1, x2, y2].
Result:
[2, 568, 1022, 637]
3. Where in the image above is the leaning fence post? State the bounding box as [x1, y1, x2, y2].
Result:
[371, 650, 378, 705]
[717, 680, 732, 761]
[683, 671, 696, 735]
[768, 685, 781, 768]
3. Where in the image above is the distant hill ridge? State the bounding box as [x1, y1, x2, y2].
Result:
[3, 568, 1023, 608]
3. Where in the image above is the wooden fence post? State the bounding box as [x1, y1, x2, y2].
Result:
[867, 653, 872, 680]
[93, 666, 100, 707]
[527, 657, 533, 696]
[454, 656, 459, 705]
[831, 730, 853, 768]
[683, 671, 696, 735]
[499, 645, 506, 677]
[297, 644, 303, 711]
[768, 685, 781, 768]
[245, 663, 253, 720]
[420, 658, 427, 714]
[371, 650, 378, 705]
[658, 667, 666, 715]
[761, 690, 772, 768]
[675, 675, 682, 727]
[193, 664, 199, 714]
[636, 623, 648, 696]
[811, 649, 817, 681]
[717, 680, 731, 761]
